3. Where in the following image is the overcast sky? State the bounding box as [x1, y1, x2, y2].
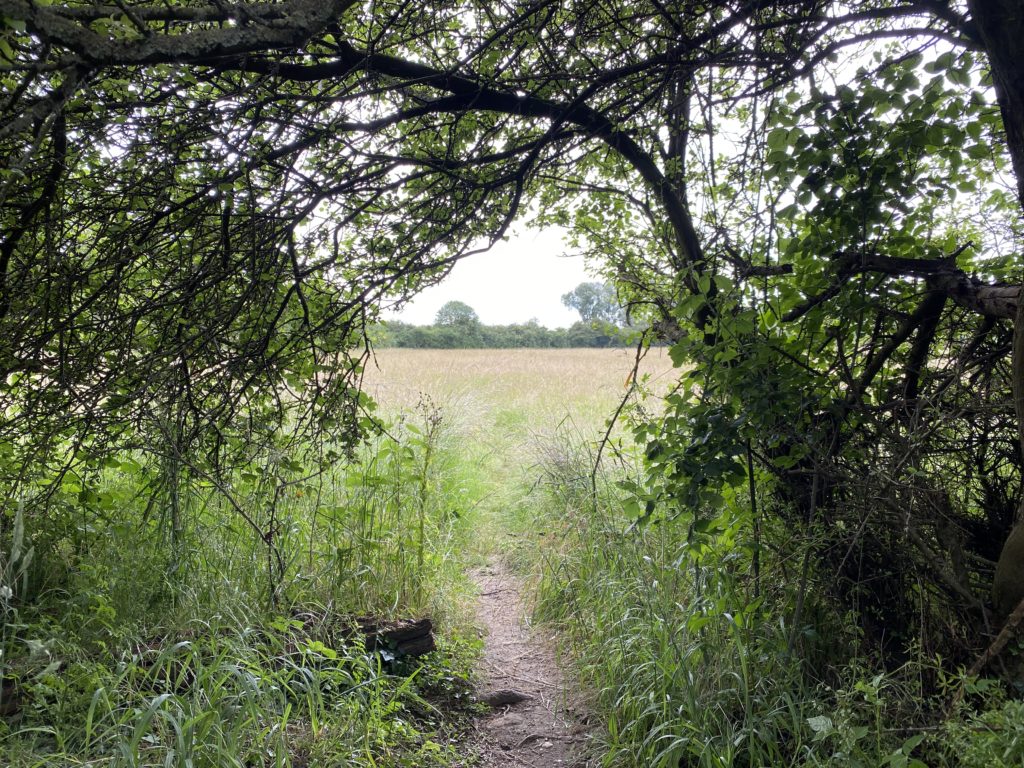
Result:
[382, 227, 598, 328]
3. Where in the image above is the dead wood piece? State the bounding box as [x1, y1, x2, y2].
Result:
[359, 617, 436, 657]
[0, 678, 21, 717]
[287, 611, 437, 658]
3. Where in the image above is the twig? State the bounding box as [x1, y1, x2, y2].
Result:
[591, 334, 648, 511]
[965, 594, 1024, 680]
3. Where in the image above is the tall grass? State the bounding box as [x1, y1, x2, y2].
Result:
[3, 618, 470, 767]
[515, 426, 995, 768]
[0, 398, 480, 766]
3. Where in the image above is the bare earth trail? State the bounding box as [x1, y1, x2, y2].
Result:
[459, 558, 592, 767]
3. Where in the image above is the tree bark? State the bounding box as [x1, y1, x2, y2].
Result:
[968, 0, 1024, 619]
[968, 0, 1024, 209]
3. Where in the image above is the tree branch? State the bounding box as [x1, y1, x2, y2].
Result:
[216, 42, 706, 282]
[785, 245, 1019, 323]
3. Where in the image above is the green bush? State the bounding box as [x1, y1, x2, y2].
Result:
[514, 426, 962, 767]
[373, 319, 640, 348]
[944, 697, 1024, 767]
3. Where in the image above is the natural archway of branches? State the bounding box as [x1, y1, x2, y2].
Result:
[4, 0, 1024, 674]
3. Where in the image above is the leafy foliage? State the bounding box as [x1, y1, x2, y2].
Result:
[561, 281, 625, 326]
[434, 301, 481, 328]
[376, 318, 636, 348]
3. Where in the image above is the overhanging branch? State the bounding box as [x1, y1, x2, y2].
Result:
[786, 246, 1019, 322]
[215, 42, 706, 282]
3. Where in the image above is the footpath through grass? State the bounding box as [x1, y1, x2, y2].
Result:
[0, 347, 669, 768]
[367, 347, 678, 766]
[27, 345, 995, 768]
[363, 347, 672, 560]
[10, 345, 1004, 767]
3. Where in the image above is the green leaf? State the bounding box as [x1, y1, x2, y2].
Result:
[806, 715, 834, 738]
[767, 128, 790, 149]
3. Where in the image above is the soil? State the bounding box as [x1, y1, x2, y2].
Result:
[460, 557, 593, 767]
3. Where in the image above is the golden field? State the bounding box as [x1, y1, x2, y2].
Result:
[361, 347, 676, 549]
[362, 347, 675, 440]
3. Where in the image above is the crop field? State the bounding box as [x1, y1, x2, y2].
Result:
[363, 347, 675, 439]
[360, 347, 675, 570]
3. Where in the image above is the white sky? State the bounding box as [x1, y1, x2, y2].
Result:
[383, 227, 598, 328]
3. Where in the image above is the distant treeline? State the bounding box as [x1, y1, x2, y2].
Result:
[373, 320, 638, 349]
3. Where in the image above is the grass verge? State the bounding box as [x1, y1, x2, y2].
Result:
[513, 425, 1024, 767]
[1, 399, 483, 766]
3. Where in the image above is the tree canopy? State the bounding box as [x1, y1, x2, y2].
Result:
[4, 0, 1024, 671]
[561, 281, 624, 326]
[434, 301, 480, 327]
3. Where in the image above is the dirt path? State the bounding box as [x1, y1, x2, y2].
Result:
[459, 557, 591, 767]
